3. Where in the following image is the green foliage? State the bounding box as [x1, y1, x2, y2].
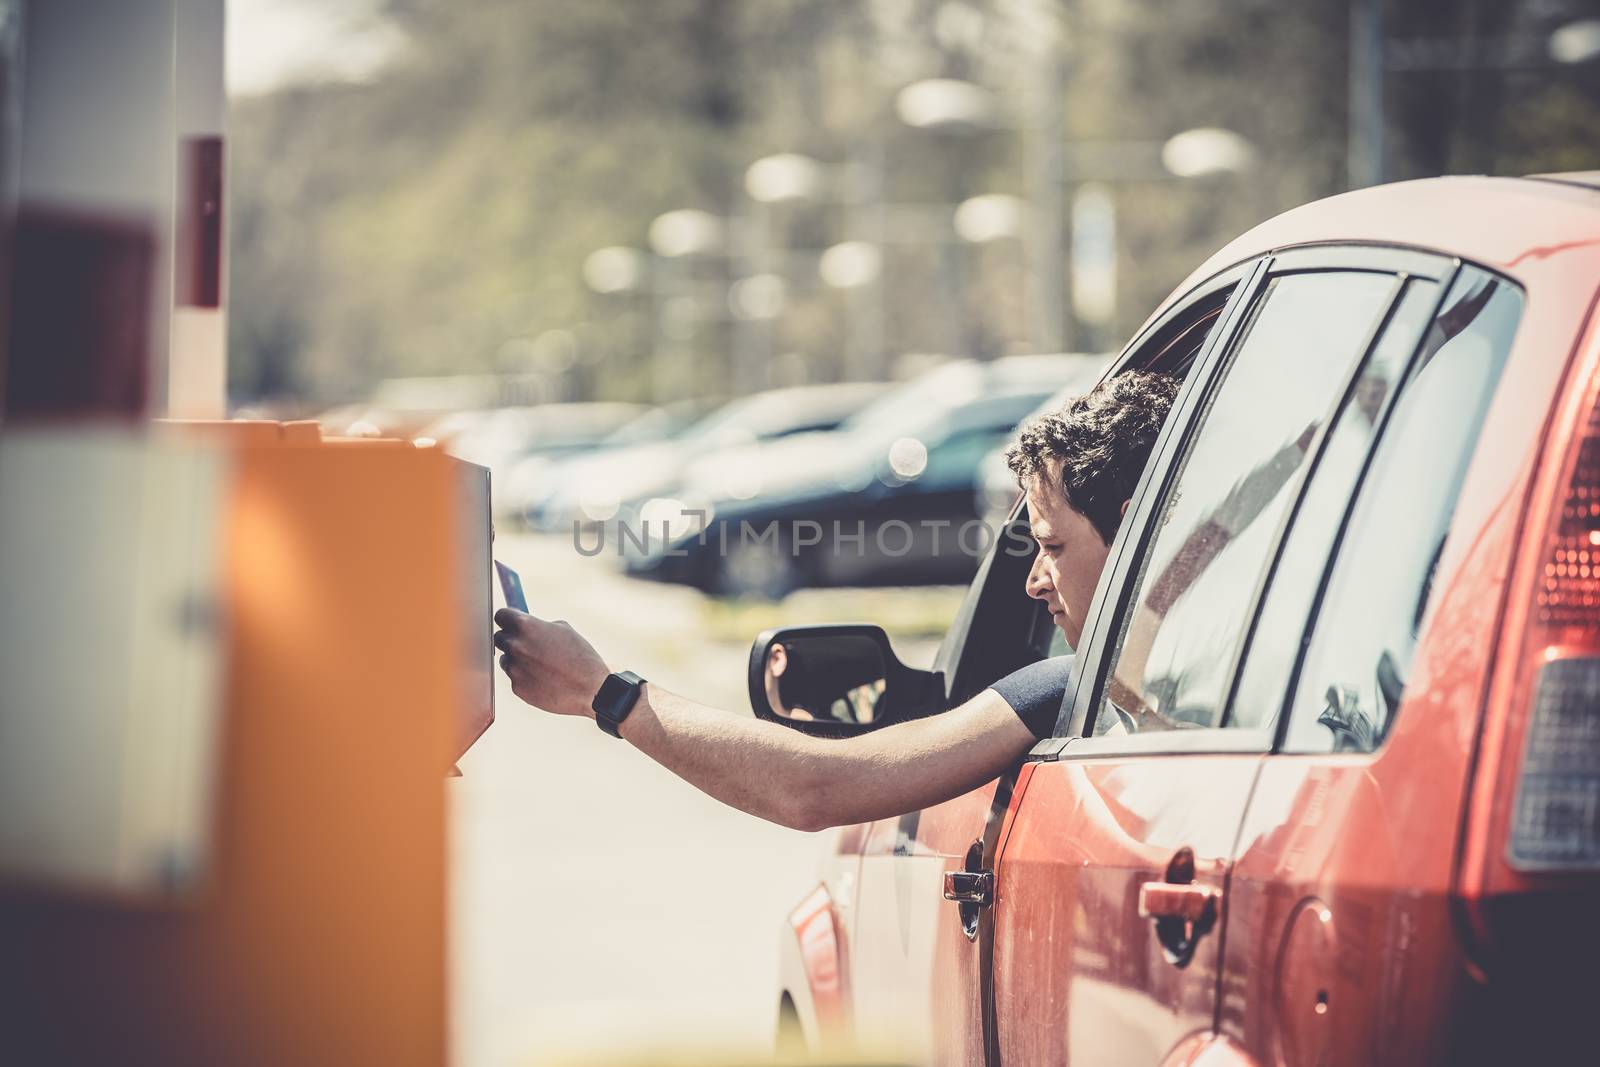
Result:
[229, 0, 1600, 408]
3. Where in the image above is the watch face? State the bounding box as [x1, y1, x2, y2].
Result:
[594, 674, 629, 718]
[593, 672, 644, 735]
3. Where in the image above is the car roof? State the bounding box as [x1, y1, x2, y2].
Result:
[684, 381, 888, 442]
[1021, 356, 1117, 417]
[1527, 169, 1600, 193]
[713, 382, 887, 415]
[983, 353, 1095, 386]
[1159, 175, 1600, 327]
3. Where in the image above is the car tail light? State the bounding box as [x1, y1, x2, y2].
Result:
[1508, 374, 1600, 869]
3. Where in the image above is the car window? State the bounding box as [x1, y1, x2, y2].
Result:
[838, 362, 981, 440]
[1093, 271, 1398, 735]
[937, 281, 1240, 709]
[1282, 270, 1523, 753]
[917, 427, 1012, 490]
[1227, 277, 1443, 730]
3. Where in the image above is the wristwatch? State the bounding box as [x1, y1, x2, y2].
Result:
[591, 670, 647, 738]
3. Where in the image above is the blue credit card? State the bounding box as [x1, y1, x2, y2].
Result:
[494, 560, 528, 612]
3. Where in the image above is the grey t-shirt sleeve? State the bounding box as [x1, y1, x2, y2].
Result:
[988, 656, 1073, 741]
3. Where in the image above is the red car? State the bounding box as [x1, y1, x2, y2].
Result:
[761, 174, 1600, 1065]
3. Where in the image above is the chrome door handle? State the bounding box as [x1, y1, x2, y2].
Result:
[1138, 880, 1221, 967]
[946, 840, 992, 942]
[943, 870, 993, 905]
[1137, 882, 1220, 926]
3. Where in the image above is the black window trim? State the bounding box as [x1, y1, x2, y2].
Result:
[1266, 262, 1533, 758]
[1029, 243, 1462, 762]
[1268, 244, 1454, 280]
[1213, 268, 1458, 738]
[1105, 265, 1253, 380]
[942, 261, 1256, 710]
[1078, 264, 1415, 751]
[1026, 255, 1275, 760]
[1235, 267, 1465, 751]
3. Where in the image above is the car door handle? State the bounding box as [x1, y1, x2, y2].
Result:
[943, 870, 993, 905]
[1137, 881, 1220, 926]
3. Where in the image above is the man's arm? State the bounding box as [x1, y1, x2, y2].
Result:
[621, 683, 1036, 831]
[493, 609, 1037, 832]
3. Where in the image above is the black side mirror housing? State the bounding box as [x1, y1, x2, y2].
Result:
[747, 623, 946, 737]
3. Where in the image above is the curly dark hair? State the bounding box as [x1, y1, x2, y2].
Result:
[1004, 370, 1181, 545]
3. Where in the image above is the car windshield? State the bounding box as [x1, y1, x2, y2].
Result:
[837, 362, 985, 447]
[600, 402, 704, 447]
[675, 397, 777, 448]
[838, 359, 1080, 453]
[677, 386, 877, 449]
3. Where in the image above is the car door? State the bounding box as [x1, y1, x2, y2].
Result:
[845, 507, 1050, 1065]
[843, 263, 1254, 1064]
[988, 252, 1436, 1066]
[1217, 264, 1527, 1066]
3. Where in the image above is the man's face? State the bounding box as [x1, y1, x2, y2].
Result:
[1024, 472, 1114, 648]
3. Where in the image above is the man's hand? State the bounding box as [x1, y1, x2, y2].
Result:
[491, 608, 1040, 831]
[493, 609, 610, 719]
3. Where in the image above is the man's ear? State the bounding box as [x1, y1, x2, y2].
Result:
[1120, 499, 1131, 519]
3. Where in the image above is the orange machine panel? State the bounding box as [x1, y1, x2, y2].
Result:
[1, 442, 458, 1066]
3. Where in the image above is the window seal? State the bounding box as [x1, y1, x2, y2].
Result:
[1237, 267, 1461, 746]
[1062, 262, 1436, 756]
[1044, 727, 1276, 760]
[1267, 263, 1532, 757]
[1027, 248, 1491, 764]
[1267, 244, 1455, 280]
[1037, 256, 1275, 756]
[1209, 271, 1418, 732]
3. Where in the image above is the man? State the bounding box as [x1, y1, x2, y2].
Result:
[492, 371, 1179, 831]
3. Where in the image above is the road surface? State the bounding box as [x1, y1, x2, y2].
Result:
[450, 532, 948, 1066]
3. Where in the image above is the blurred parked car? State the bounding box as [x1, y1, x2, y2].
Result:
[433, 402, 643, 498]
[496, 400, 713, 520]
[626, 355, 1097, 597]
[520, 382, 888, 531]
[761, 174, 1600, 1065]
[315, 374, 550, 439]
[974, 358, 1114, 526]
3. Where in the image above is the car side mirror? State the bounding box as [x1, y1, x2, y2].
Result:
[747, 623, 946, 736]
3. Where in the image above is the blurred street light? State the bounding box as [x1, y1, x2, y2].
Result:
[530, 329, 579, 374]
[895, 77, 997, 131]
[1160, 127, 1257, 178]
[1070, 184, 1116, 332]
[895, 66, 1254, 351]
[729, 274, 787, 321]
[743, 148, 888, 385]
[1551, 19, 1600, 65]
[648, 209, 724, 258]
[896, 70, 1255, 350]
[953, 193, 1025, 243]
[818, 241, 883, 290]
[745, 153, 826, 203]
[582, 244, 656, 404]
[582, 246, 648, 294]
[638, 209, 730, 401]
[737, 156, 825, 394]
[894, 75, 1004, 359]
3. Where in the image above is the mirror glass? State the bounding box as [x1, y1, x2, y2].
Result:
[760, 633, 887, 725]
